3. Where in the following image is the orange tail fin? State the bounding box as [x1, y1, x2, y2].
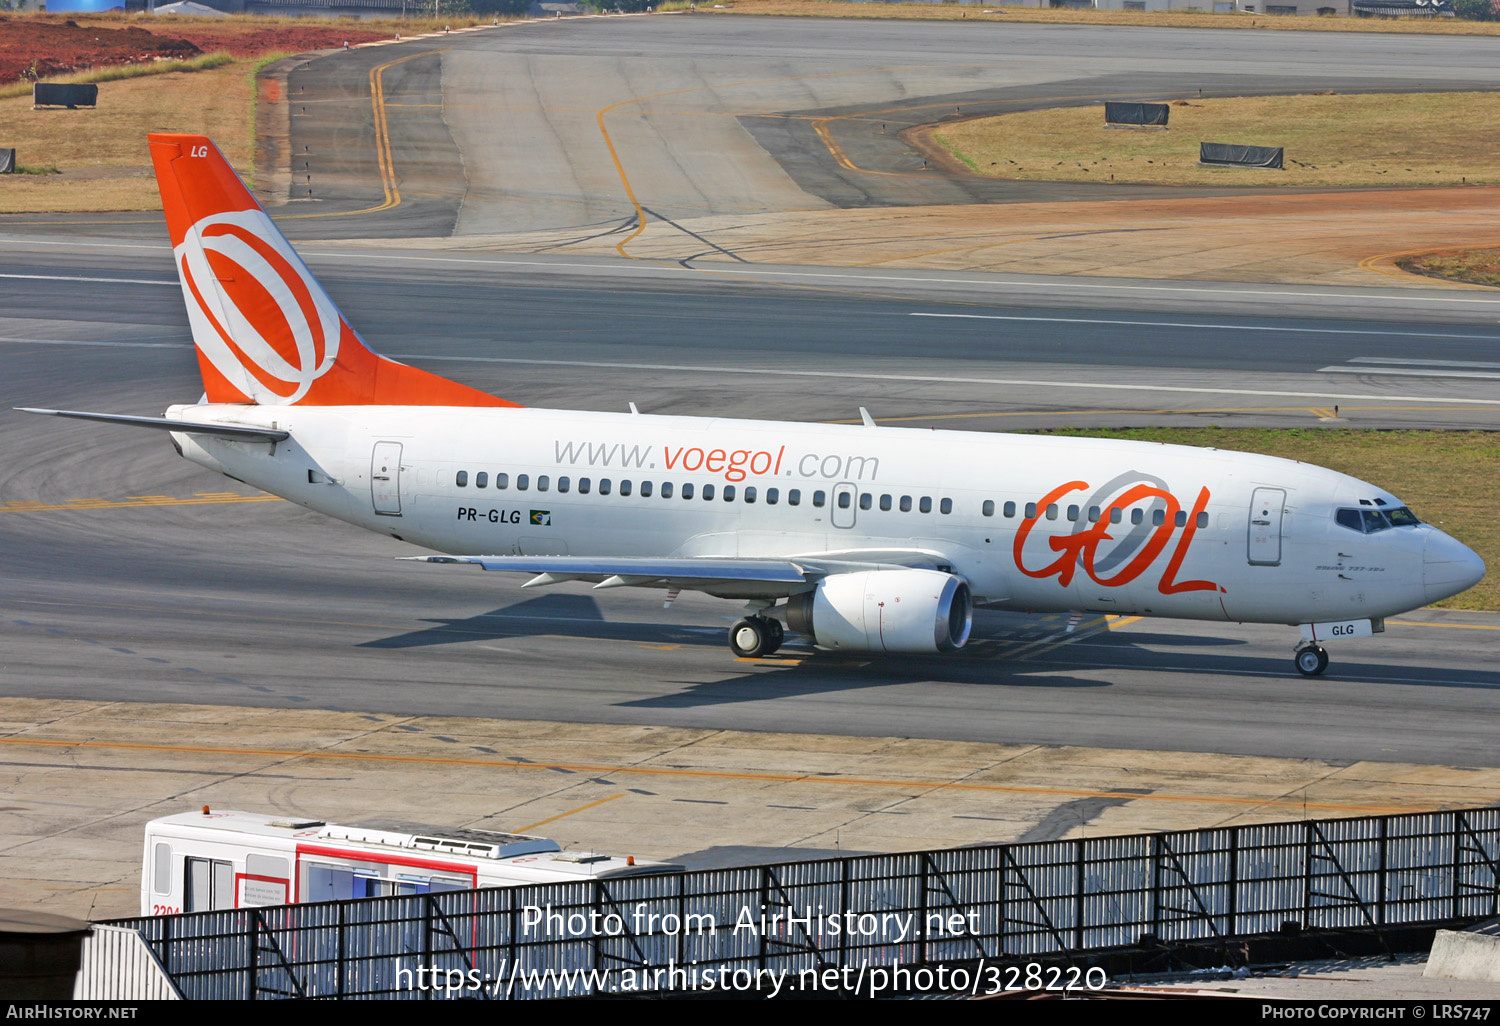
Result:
[148, 133, 515, 409]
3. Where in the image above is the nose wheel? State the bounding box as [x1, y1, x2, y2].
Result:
[1294, 645, 1329, 677]
[729, 616, 783, 658]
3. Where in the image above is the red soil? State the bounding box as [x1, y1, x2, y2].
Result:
[0, 14, 389, 85]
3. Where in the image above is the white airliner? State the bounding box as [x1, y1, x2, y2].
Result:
[22, 134, 1485, 676]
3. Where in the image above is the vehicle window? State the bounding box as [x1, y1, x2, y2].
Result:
[1067, 505, 1079, 522]
[766, 488, 778, 505]
[1361, 509, 1388, 533]
[475, 472, 488, 489]
[1025, 502, 1037, 519]
[683, 483, 695, 499]
[1108, 507, 1120, 524]
[1088, 506, 1100, 523]
[920, 496, 932, 514]
[537, 475, 549, 492]
[744, 486, 756, 502]
[1335, 508, 1363, 532]
[1003, 501, 1016, 518]
[703, 483, 715, 500]
[880, 494, 892, 512]
[1131, 508, 1143, 525]
[599, 479, 611, 496]
[1196, 511, 1208, 529]
[661, 482, 673, 498]
[578, 478, 591, 494]
[982, 500, 995, 517]
[859, 493, 872, 511]
[456, 471, 468, 488]
[641, 481, 653, 497]
[517, 474, 529, 491]
[837, 492, 851, 509]
[619, 480, 632, 496]
[496, 473, 508, 490]
[940, 498, 952, 515]
[900, 495, 912, 513]
[1386, 506, 1421, 526]
[790, 490, 802, 506]
[724, 486, 736, 501]
[557, 476, 569, 493]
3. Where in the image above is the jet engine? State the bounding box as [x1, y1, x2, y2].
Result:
[784, 569, 972, 653]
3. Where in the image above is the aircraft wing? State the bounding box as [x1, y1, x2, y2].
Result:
[403, 554, 818, 594]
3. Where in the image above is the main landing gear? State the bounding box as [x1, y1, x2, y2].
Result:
[729, 615, 784, 658]
[1294, 644, 1329, 677]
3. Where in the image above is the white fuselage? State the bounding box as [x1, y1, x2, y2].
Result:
[166, 403, 1480, 626]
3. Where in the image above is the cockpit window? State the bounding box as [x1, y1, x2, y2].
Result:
[1335, 506, 1422, 533]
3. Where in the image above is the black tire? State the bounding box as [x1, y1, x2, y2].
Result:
[764, 617, 784, 654]
[1294, 646, 1329, 677]
[729, 617, 769, 658]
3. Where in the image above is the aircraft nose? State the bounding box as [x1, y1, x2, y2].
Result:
[1423, 530, 1486, 604]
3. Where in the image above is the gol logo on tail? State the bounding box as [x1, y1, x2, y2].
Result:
[176, 210, 342, 404]
[1013, 480, 1222, 595]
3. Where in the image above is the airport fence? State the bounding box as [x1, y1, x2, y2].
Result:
[105, 806, 1500, 998]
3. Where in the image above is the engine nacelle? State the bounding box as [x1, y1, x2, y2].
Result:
[785, 569, 972, 653]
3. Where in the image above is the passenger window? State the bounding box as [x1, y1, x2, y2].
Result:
[1025, 502, 1037, 519]
[703, 484, 715, 500]
[1131, 508, 1143, 525]
[1067, 505, 1079, 522]
[1046, 504, 1058, 521]
[1174, 510, 1187, 527]
[496, 473, 509, 490]
[579, 478, 591, 494]
[1196, 511, 1209, 529]
[456, 471, 469, 488]
[1003, 501, 1016, 518]
[940, 498, 952, 515]
[599, 479, 611, 496]
[661, 482, 674, 498]
[1087, 506, 1100, 523]
[791, 490, 803, 506]
[641, 481, 653, 497]
[744, 487, 756, 503]
[982, 500, 995, 518]
[836, 492, 850, 509]
[620, 480, 632, 496]
[475, 472, 488, 489]
[880, 494, 893, 512]
[724, 486, 736, 501]
[859, 493, 872, 511]
[683, 483, 695, 499]
[920, 496, 932, 514]
[517, 474, 529, 491]
[557, 477, 570, 493]
[537, 475, 550, 492]
[766, 488, 779, 505]
[1152, 508, 1165, 526]
[1108, 507, 1120, 524]
[900, 495, 912, 513]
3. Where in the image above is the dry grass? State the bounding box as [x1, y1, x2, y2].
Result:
[679, 0, 1500, 34]
[1032, 427, 1498, 610]
[1398, 247, 1500, 286]
[0, 52, 236, 101]
[0, 59, 255, 213]
[930, 92, 1500, 187]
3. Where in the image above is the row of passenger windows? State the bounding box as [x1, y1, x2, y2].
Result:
[982, 498, 1208, 529]
[453, 470, 958, 513]
[451, 470, 1215, 525]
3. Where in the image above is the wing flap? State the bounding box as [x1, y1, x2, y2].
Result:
[405, 555, 814, 589]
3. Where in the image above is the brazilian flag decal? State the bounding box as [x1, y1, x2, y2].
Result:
[530, 510, 552, 526]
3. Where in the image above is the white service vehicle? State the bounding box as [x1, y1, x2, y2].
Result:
[141, 808, 677, 917]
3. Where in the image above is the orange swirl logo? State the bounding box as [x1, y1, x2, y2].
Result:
[176, 210, 342, 404]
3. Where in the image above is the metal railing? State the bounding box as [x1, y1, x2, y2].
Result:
[106, 806, 1500, 999]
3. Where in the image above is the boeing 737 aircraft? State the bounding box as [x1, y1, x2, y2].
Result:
[22, 135, 1486, 675]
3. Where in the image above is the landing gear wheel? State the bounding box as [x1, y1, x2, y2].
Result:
[729, 617, 770, 658]
[1294, 645, 1329, 677]
[763, 617, 784, 656]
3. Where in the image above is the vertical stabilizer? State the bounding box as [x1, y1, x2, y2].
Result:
[148, 133, 514, 408]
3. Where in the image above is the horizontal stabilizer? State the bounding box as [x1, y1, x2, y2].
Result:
[16, 407, 290, 442]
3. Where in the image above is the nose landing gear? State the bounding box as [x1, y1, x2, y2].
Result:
[1294, 644, 1329, 677]
[729, 615, 784, 658]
